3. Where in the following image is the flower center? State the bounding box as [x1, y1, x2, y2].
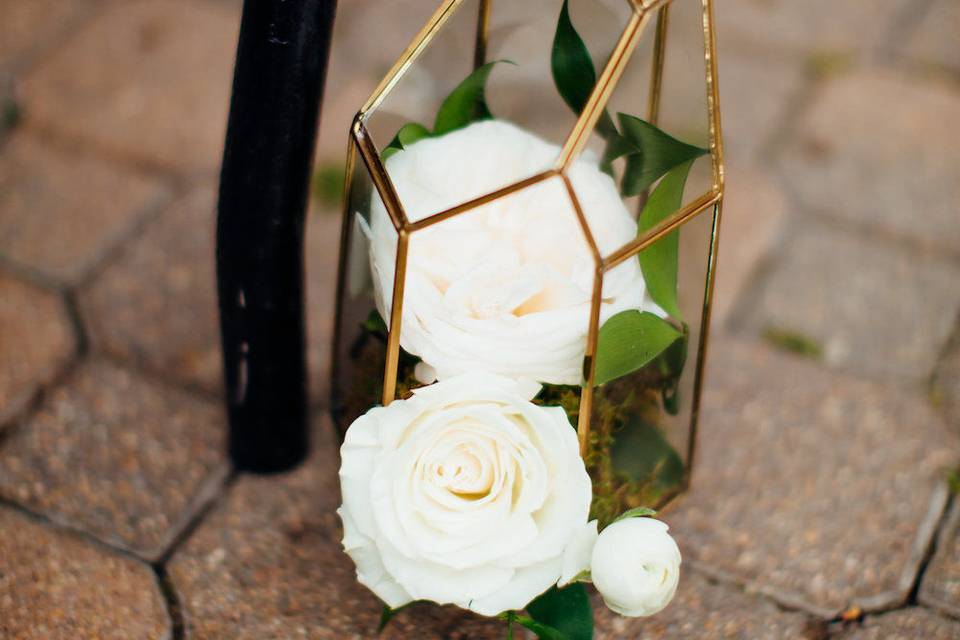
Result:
[431, 444, 495, 498]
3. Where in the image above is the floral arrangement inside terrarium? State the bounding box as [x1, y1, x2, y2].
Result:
[331, 0, 723, 636]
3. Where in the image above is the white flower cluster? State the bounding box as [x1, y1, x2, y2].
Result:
[340, 121, 680, 620]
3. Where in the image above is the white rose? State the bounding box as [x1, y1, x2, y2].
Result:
[362, 119, 646, 385]
[337, 372, 593, 616]
[591, 517, 681, 617]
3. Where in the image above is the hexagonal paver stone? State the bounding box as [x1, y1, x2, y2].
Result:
[919, 501, 960, 617]
[0, 0, 89, 70]
[593, 571, 814, 639]
[717, 0, 904, 58]
[0, 359, 228, 561]
[778, 69, 960, 253]
[668, 338, 959, 616]
[896, 0, 960, 75]
[80, 187, 338, 403]
[168, 416, 504, 639]
[740, 220, 960, 382]
[0, 132, 169, 285]
[837, 608, 960, 640]
[0, 506, 171, 639]
[20, 0, 239, 172]
[0, 274, 74, 426]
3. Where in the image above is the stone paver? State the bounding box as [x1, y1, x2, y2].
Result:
[80, 187, 337, 403]
[711, 165, 788, 329]
[168, 415, 504, 639]
[0, 274, 75, 426]
[919, 501, 960, 617]
[593, 571, 814, 639]
[169, 413, 813, 638]
[668, 338, 958, 615]
[0, 132, 169, 285]
[717, 0, 905, 59]
[0, 359, 228, 561]
[741, 220, 960, 382]
[0, 505, 170, 640]
[896, 0, 960, 76]
[20, 0, 238, 172]
[0, 0, 89, 70]
[778, 69, 960, 253]
[838, 608, 960, 640]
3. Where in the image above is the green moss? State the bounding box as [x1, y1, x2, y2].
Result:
[762, 326, 823, 359]
[311, 163, 346, 209]
[805, 50, 855, 79]
[948, 468, 960, 495]
[539, 378, 683, 528]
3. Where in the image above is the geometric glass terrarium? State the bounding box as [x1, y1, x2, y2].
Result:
[332, 0, 723, 522]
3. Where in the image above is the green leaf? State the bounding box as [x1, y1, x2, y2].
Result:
[514, 616, 565, 640]
[610, 416, 684, 489]
[526, 584, 593, 640]
[594, 310, 683, 386]
[637, 161, 693, 320]
[551, 0, 617, 140]
[433, 60, 509, 135]
[619, 113, 707, 196]
[362, 309, 388, 336]
[657, 323, 688, 415]
[382, 122, 431, 160]
[613, 507, 657, 523]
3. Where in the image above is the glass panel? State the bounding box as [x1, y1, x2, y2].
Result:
[362, 0, 633, 221]
[583, 202, 714, 524]
[570, 0, 713, 253]
[331, 143, 398, 435]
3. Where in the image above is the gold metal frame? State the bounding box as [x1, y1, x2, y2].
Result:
[332, 0, 724, 501]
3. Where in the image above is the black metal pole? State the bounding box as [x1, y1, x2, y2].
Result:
[216, 0, 337, 472]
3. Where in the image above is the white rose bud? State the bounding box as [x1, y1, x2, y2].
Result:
[363, 119, 647, 385]
[591, 517, 681, 617]
[338, 372, 593, 616]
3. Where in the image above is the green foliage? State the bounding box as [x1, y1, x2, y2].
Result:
[637, 161, 692, 320]
[618, 114, 707, 196]
[610, 416, 684, 494]
[656, 322, 689, 415]
[594, 310, 683, 386]
[361, 309, 388, 338]
[551, 1, 706, 191]
[382, 122, 431, 160]
[550, 0, 617, 140]
[613, 506, 657, 522]
[526, 584, 593, 640]
[433, 60, 507, 135]
[381, 61, 511, 159]
[762, 326, 823, 359]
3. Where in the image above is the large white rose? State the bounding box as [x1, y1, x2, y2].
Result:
[591, 517, 681, 617]
[337, 372, 593, 616]
[362, 119, 646, 385]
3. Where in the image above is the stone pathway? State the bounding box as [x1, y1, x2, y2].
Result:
[1, 0, 959, 638]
